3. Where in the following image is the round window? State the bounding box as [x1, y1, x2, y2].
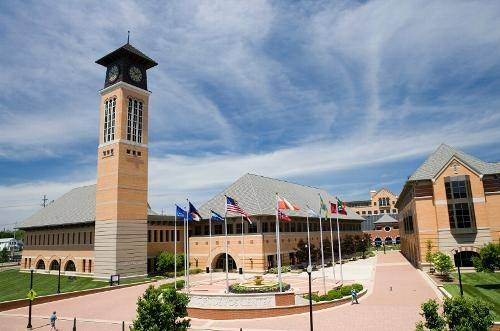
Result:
[384, 226, 391, 232]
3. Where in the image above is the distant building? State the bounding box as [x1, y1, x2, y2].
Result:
[396, 144, 500, 269]
[0, 238, 23, 252]
[347, 189, 400, 245]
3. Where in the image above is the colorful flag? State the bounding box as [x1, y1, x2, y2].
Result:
[188, 202, 202, 221]
[337, 198, 347, 215]
[319, 194, 329, 217]
[330, 202, 337, 214]
[225, 196, 252, 224]
[277, 195, 300, 211]
[210, 210, 225, 222]
[176, 205, 190, 220]
[305, 205, 319, 217]
[278, 210, 291, 222]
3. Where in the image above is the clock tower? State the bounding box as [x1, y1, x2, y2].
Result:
[94, 43, 157, 279]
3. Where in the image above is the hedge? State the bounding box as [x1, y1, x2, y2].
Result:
[229, 282, 291, 294]
[303, 283, 364, 302]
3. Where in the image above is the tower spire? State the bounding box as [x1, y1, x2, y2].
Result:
[127, 31, 130, 44]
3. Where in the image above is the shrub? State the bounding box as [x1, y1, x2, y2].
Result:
[131, 285, 190, 331]
[327, 289, 342, 300]
[304, 293, 321, 302]
[0, 248, 8, 263]
[443, 296, 493, 331]
[268, 265, 292, 274]
[425, 240, 434, 265]
[472, 243, 500, 272]
[340, 285, 352, 297]
[229, 282, 291, 294]
[156, 252, 185, 275]
[351, 283, 363, 292]
[432, 252, 454, 277]
[159, 280, 185, 291]
[419, 299, 445, 331]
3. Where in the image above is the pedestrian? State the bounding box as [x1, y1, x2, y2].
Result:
[50, 311, 57, 331]
[351, 288, 358, 304]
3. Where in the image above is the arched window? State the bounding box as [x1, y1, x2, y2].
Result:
[103, 98, 116, 143]
[385, 237, 393, 245]
[127, 98, 143, 143]
[374, 238, 382, 246]
[49, 260, 60, 271]
[36, 260, 45, 270]
[395, 237, 401, 244]
[65, 260, 76, 272]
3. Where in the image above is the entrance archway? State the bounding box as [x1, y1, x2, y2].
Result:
[385, 237, 393, 245]
[49, 260, 60, 271]
[212, 253, 237, 271]
[395, 237, 401, 244]
[374, 238, 382, 246]
[36, 260, 45, 270]
[65, 260, 76, 272]
[454, 251, 479, 268]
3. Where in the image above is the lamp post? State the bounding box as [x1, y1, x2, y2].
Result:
[306, 265, 313, 331]
[454, 250, 463, 296]
[27, 269, 33, 330]
[57, 259, 62, 294]
[361, 238, 366, 259]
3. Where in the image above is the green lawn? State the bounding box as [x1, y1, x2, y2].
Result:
[443, 272, 500, 321]
[0, 270, 151, 302]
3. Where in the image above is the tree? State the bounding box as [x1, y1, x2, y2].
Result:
[472, 243, 500, 272]
[425, 240, 434, 265]
[432, 252, 454, 277]
[417, 297, 493, 331]
[0, 248, 9, 263]
[132, 285, 190, 331]
[295, 239, 309, 264]
[157, 252, 184, 275]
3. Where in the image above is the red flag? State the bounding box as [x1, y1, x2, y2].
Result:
[278, 210, 291, 222]
[330, 202, 337, 214]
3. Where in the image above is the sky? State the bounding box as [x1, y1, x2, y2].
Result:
[1, 0, 500, 229]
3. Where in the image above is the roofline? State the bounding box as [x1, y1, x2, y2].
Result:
[431, 155, 483, 182]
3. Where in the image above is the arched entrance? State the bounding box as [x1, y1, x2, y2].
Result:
[395, 237, 401, 244]
[454, 250, 479, 268]
[374, 238, 382, 246]
[385, 237, 393, 245]
[65, 260, 76, 272]
[212, 253, 237, 271]
[36, 260, 45, 270]
[49, 260, 60, 271]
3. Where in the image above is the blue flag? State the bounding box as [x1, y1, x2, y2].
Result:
[210, 210, 225, 221]
[175, 205, 191, 220]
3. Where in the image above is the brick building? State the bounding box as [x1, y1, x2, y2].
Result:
[396, 144, 500, 269]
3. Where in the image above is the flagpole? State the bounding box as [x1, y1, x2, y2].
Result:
[174, 209, 177, 290]
[186, 200, 190, 293]
[336, 215, 343, 284]
[183, 210, 187, 290]
[329, 215, 336, 282]
[209, 213, 212, 284]
[318, 195, 326, 294]
[241, 214, 245, 280]
[306, 214, 311, 268]
[275, 193, 283, 292]
[224, 202, 229, 293]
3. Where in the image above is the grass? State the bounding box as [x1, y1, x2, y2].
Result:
[0, 270, 151, 302]
[443, 272, 500, 321]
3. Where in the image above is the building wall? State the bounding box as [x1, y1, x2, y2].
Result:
[349, 189, 399, 216]
[20, 224, 95, 275]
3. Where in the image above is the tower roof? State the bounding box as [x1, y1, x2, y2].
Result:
[95, 43, 158, 69]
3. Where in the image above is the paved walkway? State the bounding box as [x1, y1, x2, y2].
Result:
[0, 252, 439, 330]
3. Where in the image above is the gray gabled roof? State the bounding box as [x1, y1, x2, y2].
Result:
[198, 174, 364, 221]
[373, 214, 398, 224]
[18, 184, 159, 229]
[409, 144, 500, 181]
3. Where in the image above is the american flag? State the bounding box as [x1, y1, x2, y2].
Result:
[278, 210, 291, 222]
[225, 196, 252, 224]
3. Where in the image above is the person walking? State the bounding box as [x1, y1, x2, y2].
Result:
[351, 288, 358, 304]
[49, 311, 58, 331]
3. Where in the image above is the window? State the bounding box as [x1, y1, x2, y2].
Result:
[204, 225, 209, 235]
[215, 224, 223, 235]
[159, 230, 164, 242]
[404, 215, 414, 234]
[165, 230, 169, 242]
[194, 226, 202, 236]
[445, 176, 475, 230]
[361, 211, 366, 215]
[148, 230, 151, 242]
[368, 211, 372, 215]
[236, 223, 242, 234]
[227, 224, 233, 234]
[90, 232, 93, 245]
[154, 230, 158, 242]
[83, 259, 86, 272]
[262, 222, 269, 233]
[83, 232, 86, 244]
[248, 223, 257, 233]
[127, 98, 143, 143]
[103, 98, 116, 143]
[392, 209, 397, 213]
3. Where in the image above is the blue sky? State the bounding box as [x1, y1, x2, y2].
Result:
[1, 0, 500, 228]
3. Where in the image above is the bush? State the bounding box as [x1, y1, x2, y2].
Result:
[432, 252, 454, 277]
[472, 243, 500, 272]
[304, 293, 321, 302]
[165, 268, 203, 278]
[156, 252, 185, 275]
[417, 297, 494, 331]
[326, 289, 343, 300]
[340, 285, 352, 297]
[0, 248, 8, 263]
[131, 285, 190, 331]
[229, 282, 291, 293]
[351, 283, 363, 292]
[158, 280, 185, 291]
[425, 240, 434, 265]
[268, 265, 292, 274]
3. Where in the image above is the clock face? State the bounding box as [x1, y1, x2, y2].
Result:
[108, 65, 119, 82]
[129, 66, 143, 83]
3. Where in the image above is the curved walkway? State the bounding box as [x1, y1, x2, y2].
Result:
[0, 252, 438, 330]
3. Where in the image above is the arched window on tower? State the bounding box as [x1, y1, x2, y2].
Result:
[127, 98, 143, 143]
[103, 98, 116, 143]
